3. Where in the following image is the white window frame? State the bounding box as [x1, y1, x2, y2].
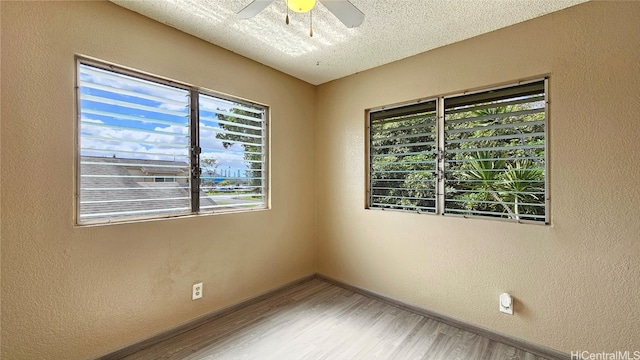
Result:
[75, 57, 269, 225]
[367, 78, 549, 224]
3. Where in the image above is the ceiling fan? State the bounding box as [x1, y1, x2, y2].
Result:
[237, 0, 364, 36]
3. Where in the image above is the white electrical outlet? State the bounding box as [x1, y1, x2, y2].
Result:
[499, 293, 513, 315]
[192, 282, 203, 300]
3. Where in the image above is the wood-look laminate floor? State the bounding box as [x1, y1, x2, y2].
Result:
[121, 279, 553, 360]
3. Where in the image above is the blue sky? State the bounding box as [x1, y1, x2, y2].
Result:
[79, 63, 260, 179]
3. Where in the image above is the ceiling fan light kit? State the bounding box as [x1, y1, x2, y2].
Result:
[286, 0, 316, 37]
[238, 0, 364, 37]
[288, 0, 316, 13]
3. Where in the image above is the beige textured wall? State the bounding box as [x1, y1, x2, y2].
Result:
[0, 2, 316, 359]
[316, 1, 640, 354]
[2, 0, 640, 358]
[0, 1, 3, 352]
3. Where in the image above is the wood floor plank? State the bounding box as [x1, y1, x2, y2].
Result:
[387, 317, 442, 359]
[488, 342, 550, 360]
[459, 332, 492, 360]
[119, 279, 558, 360]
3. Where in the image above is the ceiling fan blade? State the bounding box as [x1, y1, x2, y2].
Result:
[319, 0, 364, 28]
[237, 0, 275, 19]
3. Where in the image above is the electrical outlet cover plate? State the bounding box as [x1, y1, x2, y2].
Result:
[192, 282, 203, 300]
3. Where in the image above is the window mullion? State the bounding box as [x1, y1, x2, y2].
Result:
[436, 97, 446, 215]
[190, 89, 201, 213]
[543, 78, 550, 224]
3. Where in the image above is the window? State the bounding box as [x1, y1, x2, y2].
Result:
[369, 101, 438, 213]
[153, 177, 175, 183]
[77, 60, 268, 224]
[368, 79, 547, 223]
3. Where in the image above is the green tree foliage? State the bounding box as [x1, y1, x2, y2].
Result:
[215, 108, 264, 194]
[371, 95, 546, 221]
[458, 151, 513, 216]
[370, 110, 437, 212]
[501, 160, 544, 219]
[445, 99, 546, 221]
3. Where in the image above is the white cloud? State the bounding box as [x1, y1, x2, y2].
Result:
[199, 95, 234, 113]
[83, 118, 104, 124]
[80, 121, 254, 170]
[80, 65, 189, 115]
[158, 102, 189, 112]
[81, 121, 189, 161]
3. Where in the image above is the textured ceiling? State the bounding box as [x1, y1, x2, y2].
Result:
[111, 0, 588, 85]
